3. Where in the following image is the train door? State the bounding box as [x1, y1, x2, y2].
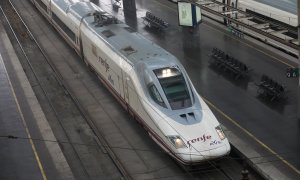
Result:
[123, 75, 129, 104]
[122, 72, 133, 116]
[123, 71, 136, 117]
[121, 67, 138, 118]
[121, 69, 129, 101]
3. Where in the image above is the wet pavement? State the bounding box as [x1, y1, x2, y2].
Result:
[96, 0, 300, 175]
[0, 41, 44, 180]
[0, 20, 73, 180]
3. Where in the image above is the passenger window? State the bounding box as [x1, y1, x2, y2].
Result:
[149, 85, 166, 108]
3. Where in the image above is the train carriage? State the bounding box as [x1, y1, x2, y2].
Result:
[30, 0, 230, 164]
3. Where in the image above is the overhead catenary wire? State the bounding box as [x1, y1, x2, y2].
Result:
[3, 134, 298, 180]
[1, 135, 299, 167]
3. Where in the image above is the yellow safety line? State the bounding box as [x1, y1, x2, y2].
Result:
[153, 0, 296, 68]
[0, 55, 47, 180]
[202, 97, 300, 175]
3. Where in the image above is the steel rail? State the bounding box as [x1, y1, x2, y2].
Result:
[0, 3, 93, 180]
[1, 0, 131, 179]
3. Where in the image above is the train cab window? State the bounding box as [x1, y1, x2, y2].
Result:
[149, 84, 166, 108]
[154, 67, 192, 110]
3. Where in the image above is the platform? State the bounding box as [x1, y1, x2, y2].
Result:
[0, 22, 74, 180]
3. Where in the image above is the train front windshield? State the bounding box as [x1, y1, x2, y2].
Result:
[154, 67, 192, 110]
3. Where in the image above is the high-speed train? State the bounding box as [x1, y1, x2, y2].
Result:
[230, 0, 297, 28]
[30, 0, 230, 164]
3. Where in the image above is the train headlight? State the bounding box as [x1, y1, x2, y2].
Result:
[215, 125, 226, 140]
[167, 136, 187, 149]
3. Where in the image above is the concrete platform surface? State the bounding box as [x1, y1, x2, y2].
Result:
[0, 21, 74, 180]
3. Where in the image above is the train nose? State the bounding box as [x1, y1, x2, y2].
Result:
[178, 142, 231, 164]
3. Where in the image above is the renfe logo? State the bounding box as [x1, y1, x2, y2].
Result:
[187, 134, 211, 147]
[210, 140, 222, 146]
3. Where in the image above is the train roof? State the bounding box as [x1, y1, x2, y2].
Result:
[69, 2, 178, 69]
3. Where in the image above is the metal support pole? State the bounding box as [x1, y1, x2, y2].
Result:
[297, 1, 300, 120]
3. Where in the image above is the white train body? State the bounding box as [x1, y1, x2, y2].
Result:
[237, 0, 297, 27]
[31, 0, 230, 164]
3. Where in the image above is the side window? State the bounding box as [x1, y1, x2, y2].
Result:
[149, 85, 166, 108]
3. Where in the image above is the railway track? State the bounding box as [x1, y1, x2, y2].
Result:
[0, 0, 263, 179]
[0, 0, 127, 179]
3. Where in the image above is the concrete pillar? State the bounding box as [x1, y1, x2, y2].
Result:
[122, 0, 136, 17]
[297, 1, 300, 121]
